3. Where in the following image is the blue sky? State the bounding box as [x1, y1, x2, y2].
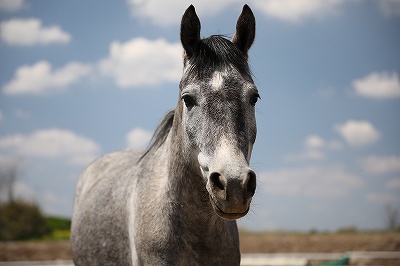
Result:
[0, 0, 399, 231]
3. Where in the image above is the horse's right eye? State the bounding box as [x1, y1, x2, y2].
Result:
[182, 95, 196, 109]
[250, 93, 260, 106]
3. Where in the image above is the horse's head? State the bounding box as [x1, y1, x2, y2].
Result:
[178, 5, 258, 220]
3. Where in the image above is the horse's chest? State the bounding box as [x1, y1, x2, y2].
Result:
[137, 239, 240, 266]
[134, 181, 240, 264]
[179, 242, 240, 265]
[135, 222, 240, 265]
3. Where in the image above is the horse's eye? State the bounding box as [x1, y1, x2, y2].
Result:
[250, 93, 260, 106]
[182, 94, 196, 109]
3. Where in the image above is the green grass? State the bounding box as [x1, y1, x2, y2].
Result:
[46, 216, 71, 231]
[44, 229, 70, 240]
[43, 216, 71, 240]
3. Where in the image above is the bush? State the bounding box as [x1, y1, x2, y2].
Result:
[46, 229, 71, 240]
[45, 216, 71, 240]
[46, 216, 71, 231]
[0, 200, 50, 240]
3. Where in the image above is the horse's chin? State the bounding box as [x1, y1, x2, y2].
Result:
[209, 196, 249, 220]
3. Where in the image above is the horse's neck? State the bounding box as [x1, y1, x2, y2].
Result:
[163, 128, 224, 227]
[165, 130, 206, 205]
[136, 126, 235, 257]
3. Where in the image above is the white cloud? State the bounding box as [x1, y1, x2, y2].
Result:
[259, 165, 363, 198]
[378, 0, 400, 17]
[252, 0, 345, 24]
[0, 0, 26, 12]
[126, 128, 152, 149]
[127, 0, 242, 26]
[99, 38, 182, 88]
[304, 135, 342, 151]
[305, 135, 325, 149]
[334, 120, 380, 147]
[353, 71, 400, 99]
[359, 156, 400, 174]
[0, 18, 71, 46]
[3, 60, 92, 95]
[127, 0, 348, 26]
[285, 135, 342, 162]
[0, 128, 100, 165]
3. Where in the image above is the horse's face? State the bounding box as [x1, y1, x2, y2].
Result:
[180, 66, 259, 220]
[179, 5, 257, 220]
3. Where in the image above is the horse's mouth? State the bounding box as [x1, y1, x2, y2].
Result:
[209, 196, 249, 220]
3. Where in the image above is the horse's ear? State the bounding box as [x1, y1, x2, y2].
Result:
[180, 5, 201, 58]
[232, 5, 255, 59]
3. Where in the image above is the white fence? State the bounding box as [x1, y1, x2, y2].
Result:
[0, 261, 73, 266]
[241, 252, 400, 266]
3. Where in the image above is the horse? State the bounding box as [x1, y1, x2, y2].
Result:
[71, 4, 258, 265]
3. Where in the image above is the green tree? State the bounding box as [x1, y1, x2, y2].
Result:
[0, 200, 50, 240]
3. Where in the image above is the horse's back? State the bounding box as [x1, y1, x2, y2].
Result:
[71, 149, 142, 266]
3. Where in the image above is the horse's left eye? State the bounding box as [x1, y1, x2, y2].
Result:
[182, 94, 196, 109]
[250, 93, 260, 106]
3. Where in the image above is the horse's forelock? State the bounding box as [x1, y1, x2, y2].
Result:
[181, 35, 252, 85]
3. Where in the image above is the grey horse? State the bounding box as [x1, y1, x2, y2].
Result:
[71, 5, 258, 265]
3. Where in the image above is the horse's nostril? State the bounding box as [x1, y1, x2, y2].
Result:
[245, 171, 256, 199]
[210, 172, 225, 191]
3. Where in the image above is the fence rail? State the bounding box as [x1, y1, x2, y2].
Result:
[241, 251, 400, 266]
[0, 261, 73, 266]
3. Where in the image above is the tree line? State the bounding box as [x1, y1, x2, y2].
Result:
[0, 158, 70, 240]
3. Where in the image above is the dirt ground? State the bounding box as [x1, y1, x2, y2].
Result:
[0, 241, 71, 261]
[0, 232, 399, 262]
[239, 231, 400, 253]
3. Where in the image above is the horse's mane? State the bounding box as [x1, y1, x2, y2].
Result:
[183, 35, 252, 81]
[139, 109, 175, 162]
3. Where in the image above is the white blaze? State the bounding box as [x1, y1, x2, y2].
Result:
[210, 71, 224, 90]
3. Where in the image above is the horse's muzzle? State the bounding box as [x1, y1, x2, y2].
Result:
[207, 169, 256, 220]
